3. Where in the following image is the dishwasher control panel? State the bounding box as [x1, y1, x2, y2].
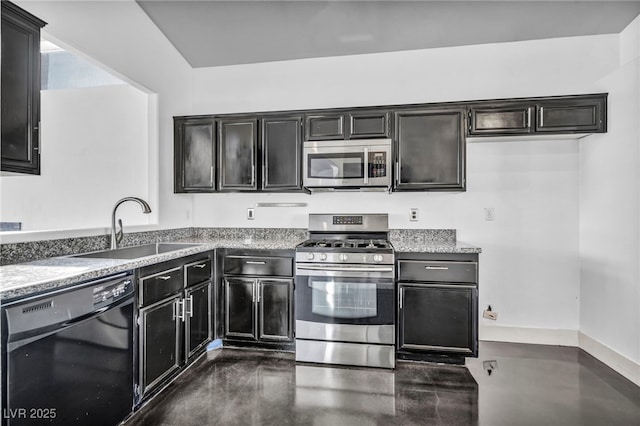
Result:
[93, 277, 134, 308]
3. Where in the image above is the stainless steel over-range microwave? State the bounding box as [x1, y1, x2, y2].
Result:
[302, 138, 392, 191]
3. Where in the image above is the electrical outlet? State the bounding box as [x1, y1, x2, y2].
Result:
[247, 208, 255, 220]
[483, 306, 498, 320]
[483, 360, 498, 376]
[410, 208, 419, 222]
[484, 207, 495, 221]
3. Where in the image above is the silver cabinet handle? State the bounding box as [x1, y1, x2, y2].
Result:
[425, 266, 449, 270]
[399, 287, 403, 310]
[252, 283, 256, 303]
[158, 275, 173, 281]
[256, 283, 261, 303]
[526, 108, 531, 128]
[185, 295, 194, 318]
[539, 106, 544, 127]
[181, 298, 187, 322]
[210, 166, 214, 185]
[194, 263, 207, 269]
[246, 260, 266, 265]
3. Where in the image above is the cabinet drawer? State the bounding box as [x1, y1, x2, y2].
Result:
[224, 255, 293, 277]
[139, 266, 184, 307]
[185, 257, 212, 287]
[398, 260, 477, 283]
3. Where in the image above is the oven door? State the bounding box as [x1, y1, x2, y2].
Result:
[295, 264, 395, 327]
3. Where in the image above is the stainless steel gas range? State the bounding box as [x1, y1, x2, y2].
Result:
[295, 213, 395, 369]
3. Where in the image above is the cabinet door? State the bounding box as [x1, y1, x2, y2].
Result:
[305, 113, 345, 140]
[174, 117, 216, 192]
[140, 296, 181, 397]
[218, 119, 257, 190]
[258, 279, 293, 342]
[398, 283, 477, 356]
[224, 278, 257, 340]
[395, 108, 466, 191]
[1, 3, 45, 175]
[262, 116, 302, 191]
[185, 282, 212, 360]
[348, 111, 390, 139]
[536, 95, 606, 133]
[468, 104, 532, 136]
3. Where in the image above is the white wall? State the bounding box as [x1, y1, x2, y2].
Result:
[12, 0, 195, 234]
[580, 17, 640, 369]
[0, 86, 150, 231]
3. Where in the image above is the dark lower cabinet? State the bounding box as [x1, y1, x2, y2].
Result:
[174, 117, 216, 192]
[137, 252, 213, 403]
[1, 2, 46, 175]
[397, 253, 479, 364]
[139, 296, 181, 395]
[224, 277, 294, 343]
[262, 116, 303, 191]
[394, 108, 466, 191]
[222, 250, 294, 349]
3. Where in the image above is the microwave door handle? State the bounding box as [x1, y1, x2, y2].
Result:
[363, 147, 369, 184]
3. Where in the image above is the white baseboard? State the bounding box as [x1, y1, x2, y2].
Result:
[479, 325, 640, 386]
[479, 324, 579, 346]
[579, 332, 640, 387]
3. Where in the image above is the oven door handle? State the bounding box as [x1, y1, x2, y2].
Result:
[296, 265, 394, 273]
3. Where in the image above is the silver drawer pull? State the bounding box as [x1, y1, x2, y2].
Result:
[425, 266, 449, 270]
[194, 264, 207, 269]
[246, 261, 266, 265]
[158, 275, 173, 280]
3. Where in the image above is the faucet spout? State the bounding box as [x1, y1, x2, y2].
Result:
[110, 197, 152, 249]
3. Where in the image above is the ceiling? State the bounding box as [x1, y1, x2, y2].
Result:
[136, 1, 640, 68]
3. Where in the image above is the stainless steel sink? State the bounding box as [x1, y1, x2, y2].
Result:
[72, 243, 199, 259]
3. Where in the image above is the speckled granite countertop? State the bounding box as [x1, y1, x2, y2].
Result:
[391, 240, 482, 254]
[0, 228, 481, 302]
[0, 235, 305, 302]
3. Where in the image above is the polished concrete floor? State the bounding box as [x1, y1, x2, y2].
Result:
[126, 342, 640, 426]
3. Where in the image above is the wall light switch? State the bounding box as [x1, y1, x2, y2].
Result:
[484, 208, 495, 221]
[410, 208, 419, 222]
[247, 208, 255, 220]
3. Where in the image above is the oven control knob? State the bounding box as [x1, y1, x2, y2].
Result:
[306, 253, 315, 261]
[339, 254, 349, 262]
[319, 253, 327, 261]
[373, 254, 384, 262]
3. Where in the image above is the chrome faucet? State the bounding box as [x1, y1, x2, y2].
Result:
[111, 197, 152, 249]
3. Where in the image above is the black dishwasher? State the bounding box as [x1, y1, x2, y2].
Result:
[2, 272, 135, 426]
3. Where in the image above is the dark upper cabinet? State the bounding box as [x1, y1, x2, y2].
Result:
[218, 119, 257, 190]
[536, 95, 606, 133]
[1, 2, 46, 175]
[305, 113, 345, 140]
[348, 111, 390, 139]
[261, 116, 302, 191]
[468, 94, 607, 137]
[468, 104, 532, 136]
[394, 108, 466, 191]
[174, 117, 216, 193]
